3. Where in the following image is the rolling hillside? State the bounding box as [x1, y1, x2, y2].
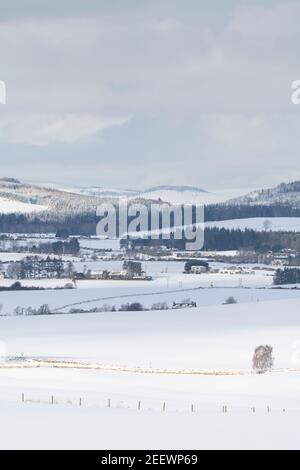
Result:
[227, 181, 300, 209]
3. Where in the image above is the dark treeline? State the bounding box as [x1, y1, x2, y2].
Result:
[0, 203, 299, 236]
[204, 203, 300, 221]
[184, 260, 209, 272]
[203, 228, 300, 252]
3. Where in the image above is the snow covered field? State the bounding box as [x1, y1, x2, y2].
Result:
[130, 187, 250, 205]
[1, 298, 299, 369]
[0, 247, 299, 449]
[0, 255, 299, 316]
[1, 401, 298, 450]
[1, 281, 300, 315]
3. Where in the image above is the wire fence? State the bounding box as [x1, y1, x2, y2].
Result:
[18, 392, 289, 415]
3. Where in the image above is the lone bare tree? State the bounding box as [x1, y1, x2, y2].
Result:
[263, 219, 272, 231]
[252, 345, 274, 374]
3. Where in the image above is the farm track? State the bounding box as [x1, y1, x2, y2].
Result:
[52, 285, 204, 312]
[52, 284, 286, 313]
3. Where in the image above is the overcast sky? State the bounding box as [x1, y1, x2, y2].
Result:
[0, 0, 299, 190]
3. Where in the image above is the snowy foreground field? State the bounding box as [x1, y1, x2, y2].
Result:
[0, 298, 300, 449]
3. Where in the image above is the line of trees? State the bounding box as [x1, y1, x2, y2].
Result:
[126, 228, 300, 252]
[204, 203, 300, 221]
[203, 228, 300, 252]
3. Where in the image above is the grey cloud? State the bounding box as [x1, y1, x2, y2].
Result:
[0, 0, 298, 189]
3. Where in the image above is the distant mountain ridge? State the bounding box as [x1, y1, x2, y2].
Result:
[1, 178, 299, 217]
[0, 179, 210, 215]
[33, 182, 212, 205]
[65, 184, 208, 198]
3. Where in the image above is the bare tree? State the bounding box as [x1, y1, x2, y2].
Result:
[263, 219, 272, 231]
[64, 261, 76, 279]
[7, 262, 21, 279]
[37, 304, 51, 315]
[252, 345, 274, 374]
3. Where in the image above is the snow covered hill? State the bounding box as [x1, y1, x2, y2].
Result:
[0, 178, 118, 216]
[2, 177, 300, 220]
[133, 186, 238, 205]
[227, 181, 300, 209]
[38, 183, 138, 199]
[36, 182, 210, 204]
[135, 185, 207, 204]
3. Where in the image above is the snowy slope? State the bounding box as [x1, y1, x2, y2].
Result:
[34, 181, 138, 198]
[17, 179, 300, 210]
[34, 181, 251, 205]
[126, 186, 252, 205]
[0, 197, 47, 214]
[1, 297, 300, 370]
[227, 181, 300, 208]
[0, 178, 118, 215]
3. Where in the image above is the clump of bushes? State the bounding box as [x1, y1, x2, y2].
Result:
[224, 296, 238, 305]
[119, 302, 144, 312]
